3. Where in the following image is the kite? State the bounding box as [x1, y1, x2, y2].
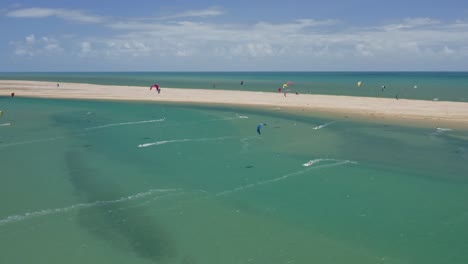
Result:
[150, 84, 161, 94]
[257, 123, 267, 135]
[150, 84, 159, 90]
[280, 81, 294, 94]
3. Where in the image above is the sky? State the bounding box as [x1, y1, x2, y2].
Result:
[1, 0, 468, 71]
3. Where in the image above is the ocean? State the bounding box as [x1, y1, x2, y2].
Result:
[1, 93, 468, 263]
[1, 71, 468, 102]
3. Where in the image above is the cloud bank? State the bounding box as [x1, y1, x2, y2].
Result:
[5, 6, 468, 70]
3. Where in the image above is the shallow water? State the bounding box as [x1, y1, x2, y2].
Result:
[1, 97, 468, 263]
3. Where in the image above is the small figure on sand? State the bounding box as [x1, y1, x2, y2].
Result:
[57, 83, 60, 88]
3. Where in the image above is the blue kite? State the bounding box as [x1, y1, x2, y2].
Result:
[257, 123, 267, 135]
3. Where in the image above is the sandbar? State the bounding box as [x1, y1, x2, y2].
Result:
[1, 80, 468, 129]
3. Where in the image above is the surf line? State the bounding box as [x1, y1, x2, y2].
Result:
[138, 136, 236, 148]
[215, 159, 356, 197]
[85, 118, 165, 130]
[0, 188, 180, 227]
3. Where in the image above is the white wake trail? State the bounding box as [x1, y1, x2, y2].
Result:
[138, 136, 235, 148]
[0, 136, 66, 148]
[216, 159, 356, 197]
[0, 188, 180, 227]
[313, 121, 336, 130]
[85, 118, 165, 130]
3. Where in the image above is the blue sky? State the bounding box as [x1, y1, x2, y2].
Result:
[1, 0, 468, 71]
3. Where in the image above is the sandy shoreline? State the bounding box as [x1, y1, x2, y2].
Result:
[2, 80, 468, 129]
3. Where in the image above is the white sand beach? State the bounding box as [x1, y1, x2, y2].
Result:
[2, 80, 468, 129]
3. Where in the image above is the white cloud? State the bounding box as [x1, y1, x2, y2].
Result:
[100, 39, 151, 57]
[7, 7, 104, 23]
[442, 46, 455, 55]
[102, 17, 468, 61]
[158, 7, 224, 20]
[12, 34, 63, 56]
[5, 10, 468, 70]
[25, 34, 35, 44]
[382, 17, 441, 31]
[80, 41, 92, 56]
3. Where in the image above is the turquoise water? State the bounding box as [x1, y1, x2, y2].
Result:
[1, 96, 468, 263]
[1, 71, 468, 102]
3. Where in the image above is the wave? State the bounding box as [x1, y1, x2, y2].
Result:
[138, 136, 235, 148]
[85, 118, 165, 130]
[0, 122, 12, 127]
[0, 188, 179, 227]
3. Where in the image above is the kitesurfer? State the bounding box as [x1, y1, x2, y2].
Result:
[257, 123, 267, 135]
